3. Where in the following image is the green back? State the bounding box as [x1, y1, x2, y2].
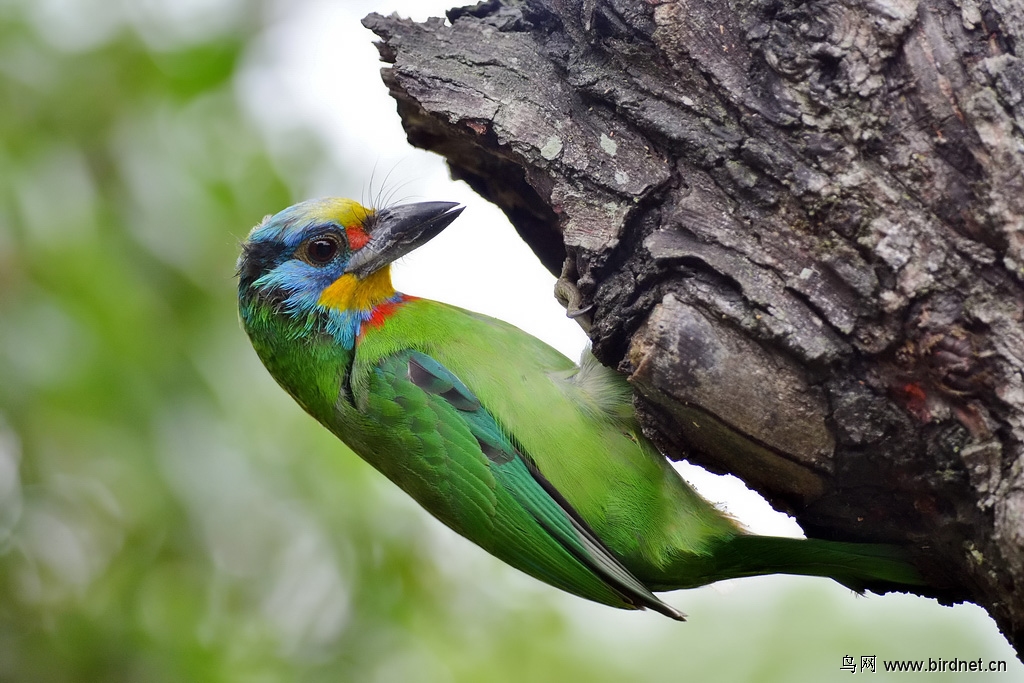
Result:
[347, 299, 742, 581]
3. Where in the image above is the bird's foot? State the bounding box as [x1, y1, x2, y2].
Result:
[554, 258, 594, 332]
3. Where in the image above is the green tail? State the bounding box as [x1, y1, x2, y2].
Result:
[704, 535, 926, 592]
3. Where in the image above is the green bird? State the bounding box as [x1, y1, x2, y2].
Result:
[237, 198, 924, 619]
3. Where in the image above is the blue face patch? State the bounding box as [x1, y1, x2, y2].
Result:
[241, 200, 354, 309]
[251, 258, 341, 316]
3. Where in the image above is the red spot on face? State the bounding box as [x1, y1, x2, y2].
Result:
[346, 225, 370, 250]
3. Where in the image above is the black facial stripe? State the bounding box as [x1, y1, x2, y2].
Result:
[237, 239, 287, 290]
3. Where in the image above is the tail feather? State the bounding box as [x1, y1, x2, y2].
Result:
[707, 535, 926, 592]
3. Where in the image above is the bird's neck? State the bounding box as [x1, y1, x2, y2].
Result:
[314, 266, 412, 349]
[318, 267, 397, 311]
[241, 266, 409, 356]
[240, 296, 356, 423]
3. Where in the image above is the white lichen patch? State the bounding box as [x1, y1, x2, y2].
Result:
[599, 133, 618, 156]
[540, 136, 563, 160]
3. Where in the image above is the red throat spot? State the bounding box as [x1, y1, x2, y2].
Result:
[346, 225, 370, 250]
[362, 295, 418, 333]
[365, 299, 401, 329]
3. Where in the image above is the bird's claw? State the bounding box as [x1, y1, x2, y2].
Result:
[554, 258, 593, 332]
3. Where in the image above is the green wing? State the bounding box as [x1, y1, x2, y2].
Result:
[360, 348, 685, 620]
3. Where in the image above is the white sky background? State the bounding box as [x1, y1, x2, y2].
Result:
[238, 0, 804, 539]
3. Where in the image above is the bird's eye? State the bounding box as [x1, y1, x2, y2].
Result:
[303, 235, 341, 265]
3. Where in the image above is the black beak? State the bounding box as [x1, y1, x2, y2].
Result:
[344, 201, 464, 278]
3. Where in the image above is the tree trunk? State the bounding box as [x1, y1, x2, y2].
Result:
[364, 0, 1024, 655]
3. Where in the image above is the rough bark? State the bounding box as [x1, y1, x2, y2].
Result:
[364, 0, 1024, 655]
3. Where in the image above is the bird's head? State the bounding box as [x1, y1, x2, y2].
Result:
[237, 198, 463, 328]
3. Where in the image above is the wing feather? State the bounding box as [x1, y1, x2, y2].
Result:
[398, 350, 685, 620]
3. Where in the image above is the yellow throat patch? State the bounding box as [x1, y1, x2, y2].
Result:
[318, 267, 396, 312]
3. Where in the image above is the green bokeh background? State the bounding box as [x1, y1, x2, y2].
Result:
[0, 1, 1019, 681]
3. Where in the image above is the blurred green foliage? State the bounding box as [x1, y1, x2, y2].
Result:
[0, 1, 1019, 681]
